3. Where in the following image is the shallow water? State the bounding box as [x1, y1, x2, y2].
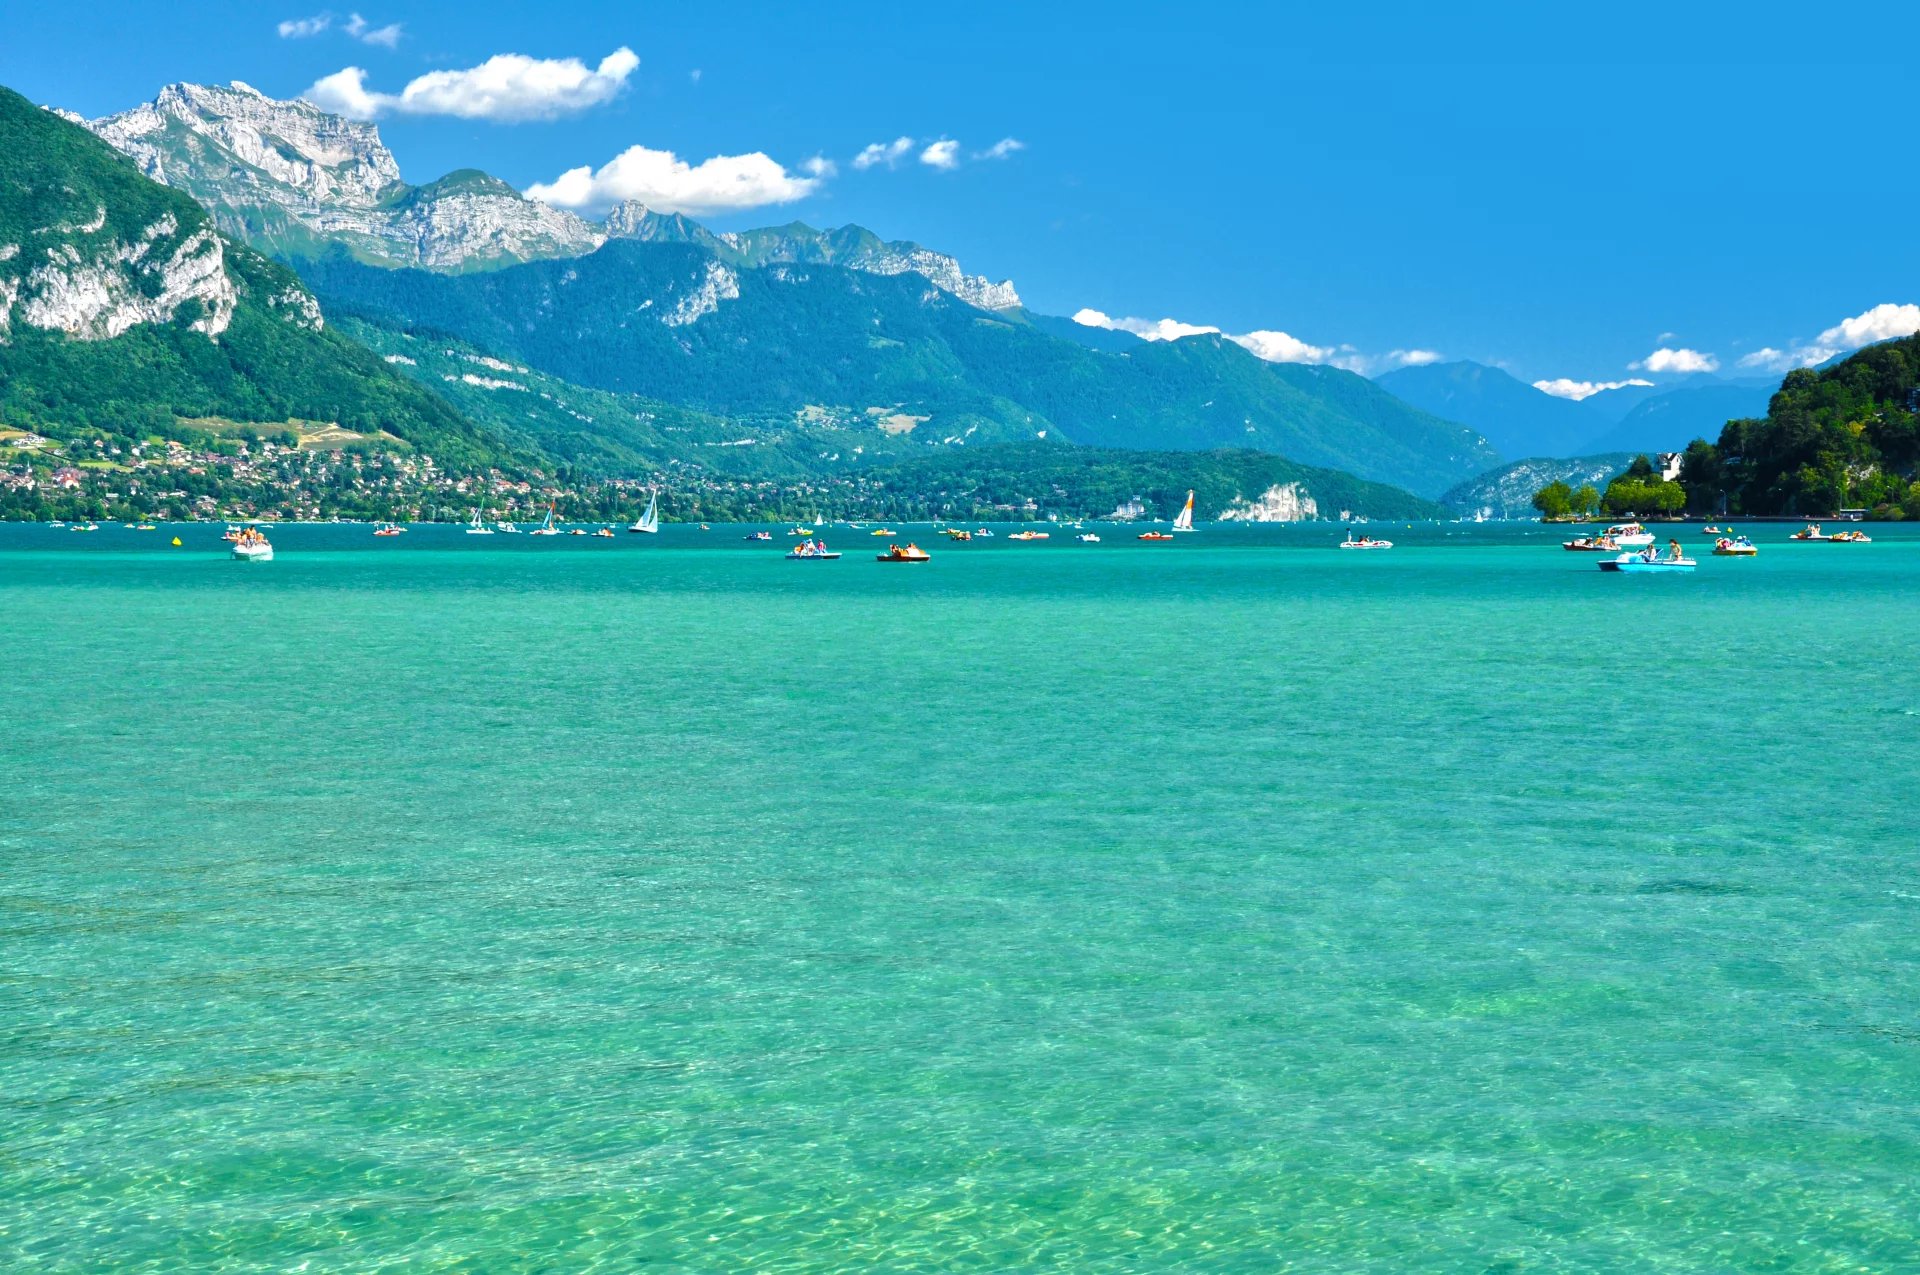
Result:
[3, 522, 1917, 1271]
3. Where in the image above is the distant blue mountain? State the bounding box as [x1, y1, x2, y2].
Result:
[1577, 381, 1778, 454]
[1374, 360, 1603, 460]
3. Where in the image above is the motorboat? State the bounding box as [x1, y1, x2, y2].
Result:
[1712, 536, 1758, 556]
[875, 542, 931, 563]
[1599, 548, 1694, 573]
[1602, 522, 1654, 548]
[787, 540, 841, 560]
[568, 528, 588, 536]
[1138, 531, 1174, 541]
[1009, 530, 1050, 540]
[465, 510, 494, 535]
[231, 527, 274, 562]
[1562, 535, 1620, 552]
[629, 491, 661, 534]
[495, 521, 521, 534]
[1339, 532, 1392, 549]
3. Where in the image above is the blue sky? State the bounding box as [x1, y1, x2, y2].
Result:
[6, 1, 1918, 391]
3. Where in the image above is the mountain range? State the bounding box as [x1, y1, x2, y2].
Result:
[0, 86, 512, 472]
[8, 76, 1799, 516]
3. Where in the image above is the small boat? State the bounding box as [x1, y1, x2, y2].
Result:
[1009, 530, 1050, 540]
[529, 505, 562, 536]
[876, 542, 930, 563]
[745, 531, 774, 542]
[1599, 549, 1694, 573]
[71, 522, 99, 532]
[973, 528, 993, 538]
[1138, 531, 1174, 541]
[787, 540, 841, 560]
[1076, 533, 1101, 543]
[465, 510, 494, 536]
[373, 522, 404, 537]
[790, 526, 816, 536]
[49, 520, 66, 528]
[134, 523, 157, 531]
[1602, 522, 1655, 548]
[568, 528, 588, 536]
[1172, 490, 1197, 533]
[871, 528, 899, 536]
[1713, 536, 1758, 556]
[943, 529, 973, 541]
[495, 521, 521, 534]
[629, 491, 661, 534]
[1828, 529, 1872, 543]
[1562, 535, 1620, 552]
[594, 527, 615, 538]
[231, 527, 274, 562]
[1339, 532, 1392, 549]
[1700, 524, 1724, 535]
[1790, 523, 1828, 541]
[699, 524, 711, 531]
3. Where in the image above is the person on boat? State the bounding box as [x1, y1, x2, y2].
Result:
[1669, 538, 1682, 561]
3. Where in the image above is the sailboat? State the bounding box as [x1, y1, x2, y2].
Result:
[628, 490, 660, 534]
[465, 509, 494, 535]
[1172, 490, 1196, 532]
[529, 503, 562, 536]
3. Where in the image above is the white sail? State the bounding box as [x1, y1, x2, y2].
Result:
[1172, 490, 1196, 531]
[631, 491, 660, 533]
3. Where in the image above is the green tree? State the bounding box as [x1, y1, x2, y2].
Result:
[1570, 483, 1600, 518]
[1532, 479, 1573, 520]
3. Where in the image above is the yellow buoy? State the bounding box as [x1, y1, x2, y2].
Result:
[171, 537, 182, 546]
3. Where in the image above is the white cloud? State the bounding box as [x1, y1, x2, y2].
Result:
[919, 139, 960, 170]
[852, 137, 913, 170]
[1533, 377, 1655, 401]
[975, 137, 1025, 161]
[278, 14, 330, 37]
[1736, 302, 1920, 373]
[1233, 329, 1337, 365]
[1073, 309, 1219, 341]
[1075, 309, 1380, 371]
[1631, 347, 1719, 374]
[690, 69, 702, 84]
[800, 155, 837, 179]
[343, 13, 402, 48]
[527, 144, 820, 216]
[304, 46, 638, 122]
[1381, 348, 1443, 369]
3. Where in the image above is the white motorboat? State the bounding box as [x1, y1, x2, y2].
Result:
[1602, 522, 1654, 548]
[231, 528, 274, 561]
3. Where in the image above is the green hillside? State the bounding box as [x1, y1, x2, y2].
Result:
[1677, 337, 1920, 517]
[300, 242, 1500, 497]
[0, 87, 523, 474]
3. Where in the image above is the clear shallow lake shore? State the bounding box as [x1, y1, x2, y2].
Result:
[3, 523, 1917, 1270]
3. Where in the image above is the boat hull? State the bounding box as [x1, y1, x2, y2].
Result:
[231, 545, 273, 562]
[1599, 557, 1693, 573]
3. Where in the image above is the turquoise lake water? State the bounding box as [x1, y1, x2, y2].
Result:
[3, 522, 1918, 1271]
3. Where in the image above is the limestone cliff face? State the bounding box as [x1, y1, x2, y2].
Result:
[88, 83, 604, 271]
[2, 206, 237, 343]
[1218, 483, 1322, 521]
